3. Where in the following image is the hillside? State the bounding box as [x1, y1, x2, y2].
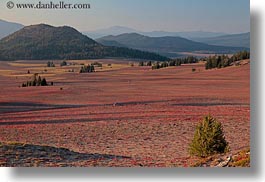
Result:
[192, 32, 250, 48]
[83, 26, 137, 39]
[0, 24, 169, 61]
[0, 19, 24, 39]
[97, 33, 249, 57]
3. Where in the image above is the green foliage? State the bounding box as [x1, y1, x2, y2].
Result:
[146, 61, 152, 66]
[60, 61, 67, 67]
[138, 61, 153, 67]
[47, 61, 55, 67]
[22, 73, 49, 87]
[189, 115, 229, 157]
[40, 78, 47, 86]
[80, 64, 95, 73]
[151, 56, 200, 70]
[0, 24, 170, 61]
[152, 62, 160, 70]
[205, 51, 250, 70]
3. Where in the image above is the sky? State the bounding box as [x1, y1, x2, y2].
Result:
[0, 0, 250, 33]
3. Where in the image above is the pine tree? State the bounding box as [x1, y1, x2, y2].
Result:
[189, 115, 229, 157]
[37, 76, 42, 86]
[41, 78, 48, 86]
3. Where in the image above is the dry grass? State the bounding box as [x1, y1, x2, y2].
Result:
[0, 59, 250, 167]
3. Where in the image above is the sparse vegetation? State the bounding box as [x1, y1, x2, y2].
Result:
[47, 61, 55, 67]
[60, 61, 67, 67]
[91, 62, 103, 67]
[80, 64, 95, 73]
[139, 61, 144, 66]
[21, 73, 50, 87]
[0, 58, 249, 167]
[229, 149, 250, 167]
[189, 115, 229, 158]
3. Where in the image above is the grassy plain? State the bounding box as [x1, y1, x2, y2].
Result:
[0, 59, 250, 167]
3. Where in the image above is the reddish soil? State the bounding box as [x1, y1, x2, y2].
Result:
[0, 60, 250, 167]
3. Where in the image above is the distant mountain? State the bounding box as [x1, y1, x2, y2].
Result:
[142, 31, 227, 39]
[83, 26, 227, 39]
[0, 19, 24, 39]
[192, 32, 250, 48]
[97, 33, 249, 57]
[83, 26, 137, 39]
[0, 24, 169, 61]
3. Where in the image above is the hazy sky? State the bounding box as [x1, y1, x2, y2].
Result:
[0, 0, 250, 33]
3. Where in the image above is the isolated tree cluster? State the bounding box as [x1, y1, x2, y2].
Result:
[60, 61, 67, 67]
[79, 64, 95, 73]
[47, 61, 55, 67]
[22, 73, 50, 87]
[205, 51, 250, 70]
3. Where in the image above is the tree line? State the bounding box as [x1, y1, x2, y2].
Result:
[138, 56, 199, 70]
[205, 51, 250, 70]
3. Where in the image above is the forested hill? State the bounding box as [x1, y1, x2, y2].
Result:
[0, 24, 169, 61]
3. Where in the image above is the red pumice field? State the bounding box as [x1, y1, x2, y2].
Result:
[0, 59, 250, 167]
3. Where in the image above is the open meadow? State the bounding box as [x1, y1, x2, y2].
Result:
[0, 59, 250, 167]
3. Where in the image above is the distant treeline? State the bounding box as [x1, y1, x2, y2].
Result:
[204, 51, 250, 70]
[138, 56, 199, 70]
[0, 43, 170, 62]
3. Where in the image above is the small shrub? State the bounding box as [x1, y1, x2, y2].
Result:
[139, 61, 144, 66]
[146, 61, 152, 66]
[192, 68, 196, 72]
[91, 62, 102, 67]
[47, 61, 55, 67]
[189, 115, 229, 157]
[229, 149, 250, 167]
[60, 61, 67, 67]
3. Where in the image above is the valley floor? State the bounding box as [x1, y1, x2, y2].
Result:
[0, 59, 250, 167]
